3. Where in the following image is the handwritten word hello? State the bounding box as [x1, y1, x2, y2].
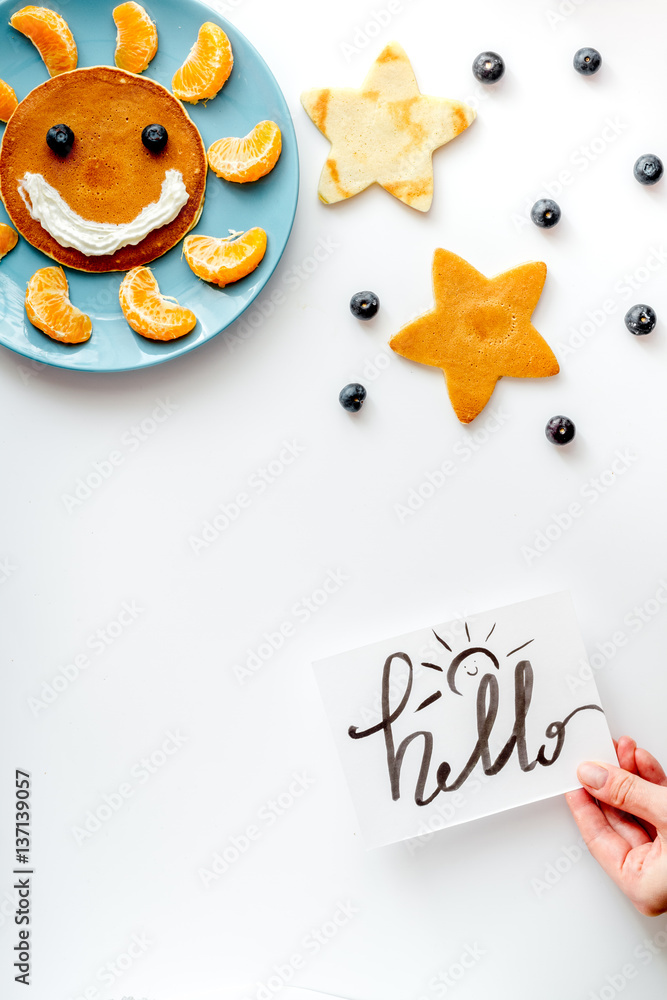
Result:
[350, 653, 601, 803]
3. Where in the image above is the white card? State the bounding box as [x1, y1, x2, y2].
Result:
[313, 592, 616, 849]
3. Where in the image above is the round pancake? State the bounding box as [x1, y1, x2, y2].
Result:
[0, 66, 207, 272]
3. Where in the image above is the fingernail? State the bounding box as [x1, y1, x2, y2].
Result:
[578, 762, 608, 789]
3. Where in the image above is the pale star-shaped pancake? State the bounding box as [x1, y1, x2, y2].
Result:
[300, 42, 476, 212]
[390, 249, 560, 422]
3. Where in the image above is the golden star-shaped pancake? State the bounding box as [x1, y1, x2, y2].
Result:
[390, 249, 559, 422]
[300, 42, 475, 212]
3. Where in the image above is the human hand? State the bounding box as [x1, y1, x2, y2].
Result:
[566, 735, 667, 916]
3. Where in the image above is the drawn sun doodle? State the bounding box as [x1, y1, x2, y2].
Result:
[415, 621, 535, 707]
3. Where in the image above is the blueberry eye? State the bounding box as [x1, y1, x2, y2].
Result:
[46, 124, 74, 156]
[142, 124, 168, 152]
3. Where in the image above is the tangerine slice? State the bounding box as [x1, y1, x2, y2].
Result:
[0, 78, 18, 121]
[119, 266, 197, 340]
[183, 228, 267, 287]
[207, 121, 282, 183]
[171, 22, 233, 104]
[25, 267, 92, 343]
[0, 223, 19, 259]
[113, 1, 157, 74]
[10, 6, 77, 78]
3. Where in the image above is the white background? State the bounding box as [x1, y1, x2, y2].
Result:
[2, 0, 667, 998]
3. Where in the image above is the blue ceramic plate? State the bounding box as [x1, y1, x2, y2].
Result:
[0, 0, 298, 372]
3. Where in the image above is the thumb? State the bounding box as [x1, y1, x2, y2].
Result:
[578, 760, 667, 831]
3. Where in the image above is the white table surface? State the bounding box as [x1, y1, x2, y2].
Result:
[3, 0, 667, 998]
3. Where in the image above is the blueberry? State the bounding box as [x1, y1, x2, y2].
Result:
[142, 124, 168, 152]
[339, 383, 367, 412]
[472, 51, 505, 84]
[573, 47, 601, 75]
[46, 123, 74, 156]
[545, 415, 575, 445]
[349, 290, 379, 320]
[624, 304, 656, 335]
[531, 198, 561, 228]
[634, 154, 663, 185]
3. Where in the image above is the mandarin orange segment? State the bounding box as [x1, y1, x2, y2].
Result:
[25, 267, 92, 343]
[113, 1, 157, 74]
[10, 6, 77, 77]
[119, 266, 197, 340]
[0, 223, 19, 259]
[171, 21, 233, 104]
[183, 228, 267, 287]
[207, 121, 282, 183]
[0, 78, 18, 121]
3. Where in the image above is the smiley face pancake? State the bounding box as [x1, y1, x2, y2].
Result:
[0, 65, 207, 272]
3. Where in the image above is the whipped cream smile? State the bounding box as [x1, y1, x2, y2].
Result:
[17, 169, 189, 256]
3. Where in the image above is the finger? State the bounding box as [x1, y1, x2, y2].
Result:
[566, 788, 634, 875]
[599, 802, 652, 848]
[616, 735, 637, 774]
[620, 742, 662, 837]
[565, 787, 590, 814]
[577, 761, 667, 831]
[633, 816, 658, 842]
[566, 789, 662, 909]
[635, 747, 667, 787]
